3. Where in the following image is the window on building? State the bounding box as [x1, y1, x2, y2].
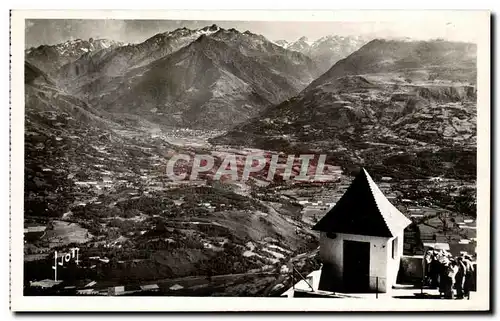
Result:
[326, 232, 337, 239]
[392, 237, 398, 259]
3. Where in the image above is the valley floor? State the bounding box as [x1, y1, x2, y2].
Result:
[23, 127, 476, 296]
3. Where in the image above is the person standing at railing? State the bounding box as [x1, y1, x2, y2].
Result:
[455, 257, 467, 299]
[462, 255, 474, 299]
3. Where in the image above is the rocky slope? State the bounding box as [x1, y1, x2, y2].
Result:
[25, 61, 115, 218]
[214, 39, 477, 180]
[24, 61, 175, 218]
[275, 35, 369, 73]
[55, 26, 320, 129]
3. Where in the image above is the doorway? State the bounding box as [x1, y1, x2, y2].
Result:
[343, 240, 370, 292]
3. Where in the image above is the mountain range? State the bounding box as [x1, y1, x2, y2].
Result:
[25, 27, 478, 180]
[27, 25, 325, 129]
[274, 35, 369, 74]
[214, 39, 477, 180]
[26, 38, 123, 75]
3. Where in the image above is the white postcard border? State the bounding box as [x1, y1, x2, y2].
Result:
[10, 9, 491, 312]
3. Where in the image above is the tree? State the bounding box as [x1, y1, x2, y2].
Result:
[436, 211, 456, 235]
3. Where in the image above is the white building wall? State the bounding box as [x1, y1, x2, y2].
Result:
[319, 232, 391, 292]
[386, 230, 405, 289]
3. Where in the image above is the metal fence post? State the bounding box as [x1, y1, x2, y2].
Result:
[376, 277, 378, 299]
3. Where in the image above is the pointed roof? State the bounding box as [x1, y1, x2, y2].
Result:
[313, 168, 411, 237]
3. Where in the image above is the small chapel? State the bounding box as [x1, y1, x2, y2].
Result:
[312, 168, 411, 293]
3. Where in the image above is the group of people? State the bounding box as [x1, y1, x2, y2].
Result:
[423, 249, 475, 299]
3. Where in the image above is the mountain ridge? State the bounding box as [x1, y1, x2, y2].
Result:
[53, 26, 320, 129]
[213, 38, 477, 180]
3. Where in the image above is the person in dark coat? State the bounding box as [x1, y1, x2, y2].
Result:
[423, 250, 434, 287]
[426, 250, 440, 289]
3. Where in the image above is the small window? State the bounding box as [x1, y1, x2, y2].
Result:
[326, 232, 337, 239]
[392, 237, 398, 259]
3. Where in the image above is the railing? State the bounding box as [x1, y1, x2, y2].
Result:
[367, 275, 385, 298]
[291, 266, 314, 292]
[290, 268, 387, 298]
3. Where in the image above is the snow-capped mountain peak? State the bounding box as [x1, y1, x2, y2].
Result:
[25, 38, 124, 73]
[273, 34, 370, 73]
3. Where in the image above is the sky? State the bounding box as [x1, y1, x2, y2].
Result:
[25, 19, 479, 48]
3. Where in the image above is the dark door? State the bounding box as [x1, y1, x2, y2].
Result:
[343, 240, 370, 292]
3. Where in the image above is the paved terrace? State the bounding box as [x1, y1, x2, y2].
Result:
[281, 269, 476, 300]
